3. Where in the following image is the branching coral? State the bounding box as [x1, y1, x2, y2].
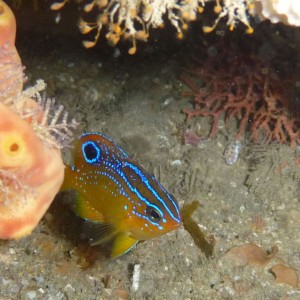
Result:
[182, 38, 300, 148]
[0, 0, 78, 239]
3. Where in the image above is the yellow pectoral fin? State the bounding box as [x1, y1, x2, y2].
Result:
[111, 233, 138, 258]
[73, 192, 104, 222]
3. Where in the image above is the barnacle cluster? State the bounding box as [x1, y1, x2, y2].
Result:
[51, 0, 255, 54]
[254, 0, 300, 26]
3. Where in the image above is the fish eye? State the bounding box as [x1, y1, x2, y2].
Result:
[82, 141, 101, 164]
[146, 206, 161, 222]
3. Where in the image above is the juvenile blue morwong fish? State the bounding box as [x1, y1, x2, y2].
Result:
[62, 133, 181, 258]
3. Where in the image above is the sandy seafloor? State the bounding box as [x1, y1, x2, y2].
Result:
[1, 4, 300, 300]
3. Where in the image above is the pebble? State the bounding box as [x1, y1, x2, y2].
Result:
[224, 140, 242, 165]
[170, 159, 182, 166]
[26, 291, 37, 299]
[132, 264, 141, 292]
[9, 248, 15, 255]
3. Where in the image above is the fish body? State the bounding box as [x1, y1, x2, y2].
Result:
[62, 133, 181, 258]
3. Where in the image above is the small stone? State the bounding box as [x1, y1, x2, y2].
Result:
[170, 159, 182, 166]
[26, 291, 37, 299]
[64, 283, 75, 293]
[240, 205, 246, 213]
[9, 248, 15, 254]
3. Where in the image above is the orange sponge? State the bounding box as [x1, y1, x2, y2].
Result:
[0, 0, 16, 47]
[0, 1, 69, 239]
[0, 102, 65, 239]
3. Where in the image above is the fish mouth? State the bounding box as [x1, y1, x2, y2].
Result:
[165, 222, 182, 236]
[168, 220, 182, 231]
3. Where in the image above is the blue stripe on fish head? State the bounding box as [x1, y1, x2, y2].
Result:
[81, 132, 129, 161]
[120, 161, 181, 237]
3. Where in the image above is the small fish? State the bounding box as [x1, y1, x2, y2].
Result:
[62, 133, 181, 258]
[224, 140, 242, 165]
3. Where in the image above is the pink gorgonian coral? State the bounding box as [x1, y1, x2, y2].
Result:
[182, 37, 300, 148]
